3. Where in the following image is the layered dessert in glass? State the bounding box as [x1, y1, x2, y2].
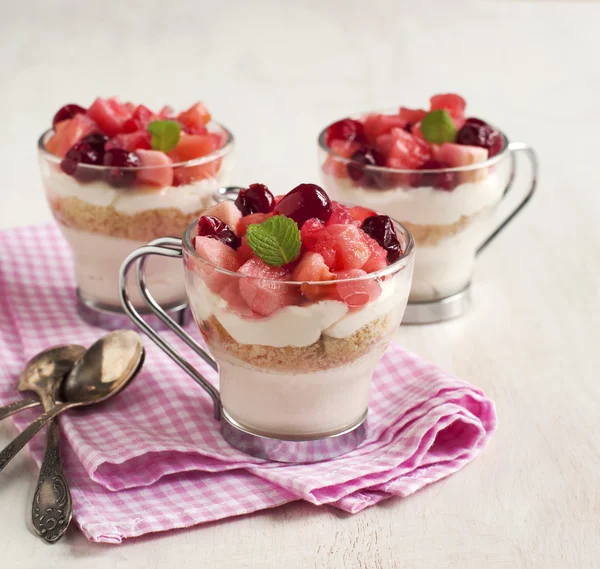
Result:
[38, 98, 234, 309]
[318, 93, 513, 302]
[182, 182, 414, 437]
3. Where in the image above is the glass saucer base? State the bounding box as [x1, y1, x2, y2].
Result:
[220, 408, 368, 463]
[403, 284, 471, 324]
[76, 289, 190, 331]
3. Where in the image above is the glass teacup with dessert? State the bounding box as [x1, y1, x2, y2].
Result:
[120, 182, 414, 462]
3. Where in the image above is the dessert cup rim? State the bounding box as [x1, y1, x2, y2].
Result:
[37, 120, 235, 170]
[317, 108, 510, 173]
[184, 215, 415, 285]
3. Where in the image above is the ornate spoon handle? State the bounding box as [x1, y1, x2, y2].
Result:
[31, 419, 73, 543]
[0, 403, 71, 474]
[0, 398, 40, 422]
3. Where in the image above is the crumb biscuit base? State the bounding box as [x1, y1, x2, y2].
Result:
[49, 195, 204, 241]
[202, 314, 393, 374]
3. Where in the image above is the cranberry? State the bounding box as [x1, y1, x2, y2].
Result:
[409, 160, 457, 191]
[103, 148, 140, 188]
[347, 147, 387, 188]
[325, 119, 366, 147]
[197, 215, 241, 250]
[235, 183, 275, 216]
[60, 140, 105, 182]
[274, 183, 332, 228]
[52, 104, 87, 128]
[456, 118, 504, 157]
[81, 132, 109, 155]
[361, 215, 402, 262]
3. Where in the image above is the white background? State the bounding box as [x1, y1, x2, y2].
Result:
[0, 1, 599, 568]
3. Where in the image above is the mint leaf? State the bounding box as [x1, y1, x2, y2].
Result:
[246, 216, 301, 267]
[147, 120, 181, 152]
[420, 110, 457, 144]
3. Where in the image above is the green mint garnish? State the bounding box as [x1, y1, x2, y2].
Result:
[246, 215, 301, 267]
[420, 110, 457, 144]
[147, 120, 181, 152]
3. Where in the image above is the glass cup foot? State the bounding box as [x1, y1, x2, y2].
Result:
[77, 288, 190, 331]
[403, 284, 471, 324]
[220, 408, 368, 463]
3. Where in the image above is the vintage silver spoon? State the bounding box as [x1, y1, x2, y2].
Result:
[0, 345, 83, 422]
[16, 345, 86, 544]
[0, 331, 144, 478]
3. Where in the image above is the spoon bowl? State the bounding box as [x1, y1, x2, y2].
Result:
[61, 330, 144, 406]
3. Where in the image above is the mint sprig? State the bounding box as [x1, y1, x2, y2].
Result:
[147, 120, 181, 152]
[246, 216, 301, 267]
[420, 110, 457, 144]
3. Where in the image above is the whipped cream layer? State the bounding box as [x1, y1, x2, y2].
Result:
[187, 267, 412, 348]
[44, 166, 231, 215]
[321, 171, 503, 226]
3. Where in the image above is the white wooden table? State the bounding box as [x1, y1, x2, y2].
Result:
[1, 1, 599, 567]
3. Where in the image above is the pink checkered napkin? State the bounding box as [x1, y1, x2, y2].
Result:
[0, 223, 497, 543]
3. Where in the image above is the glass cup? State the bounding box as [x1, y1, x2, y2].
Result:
[38, 123, 234, 314]
[119, 216, 415, 462]
[317, 114, 537, 316]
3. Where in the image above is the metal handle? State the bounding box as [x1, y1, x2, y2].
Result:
[0, 398, 40, 422]
[119, 238, 221, 420]
[477, 141, 538, 255]
[0, 403, 71, 473]
[213, 185, 243, 203]
[31, 419, 72, 543]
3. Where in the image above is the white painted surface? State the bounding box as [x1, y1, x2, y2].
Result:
[0, 1, 599, 567]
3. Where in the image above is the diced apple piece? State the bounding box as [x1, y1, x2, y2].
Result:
[192, 236, 240, 292]
[434, 143, 489, 183]
[45, 114, 97, 158]
[203, 201, 243, 235]
[238, 258, 297, 317]
[136, 150, 174, 188]
[335, 269, 382, 308]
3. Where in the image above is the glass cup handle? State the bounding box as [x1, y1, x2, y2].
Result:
[476, 141, 538, 255]
[119, 238, 221, 420]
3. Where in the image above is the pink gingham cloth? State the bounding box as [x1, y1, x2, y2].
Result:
[0, 223, 497, 544]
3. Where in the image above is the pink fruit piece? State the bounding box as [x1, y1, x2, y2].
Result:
[136, 149, 174, 188]
[326, 202, 353, 226]
[325, 118, 366, 147]
[434, 143, 488, 183]
[159, 105, 175, 118]
[292, 252, 336, 300]
[307, 224, 371, 271]
[322, 139, 361, 178]
[169, 134, 220, 185]
[335, 269, 382, 308]
[300, 217, 325, 249]
[87, 97, 134, 138]
[46, 114, 98, 158]
[203, 201, 243, 235]
[430, 93, 466, 123]
[236, 237, 255, 264]
[52, 104, 87, 128]
[122, 105, 156, 133]
[220, 281, 256, 318]
[234, 183, 275, 216]
[237, 212, 273, 237]
[273, 183, 332, 228]
[193, 236, 240, 293]
[361, 233, 389, 272]
[107, 130, 152, 152]
[386, 128, 431, 169]
[363, 114, 408, 144]
[348, 206, 377, 224]
[238, 258, 297, 317]
[398, 107, 427, 126]
[177, 102, 211, 134]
